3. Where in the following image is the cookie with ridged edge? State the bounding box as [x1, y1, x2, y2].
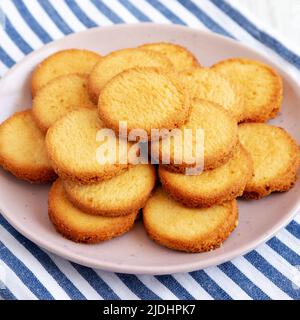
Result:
[212, 58, 283, 122]
[152, 99, 238, 172]
[46, 109, 131, 184]
[139, 42, 199, 72]
[48, 180, 138, 243]
[88, 48, 173, 103]
[238, 123, 300, 199]
[143, 187, 238, 253]
[32, 74, 95, 133]
[98, 67, 190, 139]
[180, 67, 245, 122]
[159, 144, 253, 207]
[63, 164, 156, 217]
[0, 110, 56, 183]
[31, 49, 102, 96]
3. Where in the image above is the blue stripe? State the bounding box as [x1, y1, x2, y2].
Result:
[177, 0, 233, 37]
[117, 274, 160, 300]
[0, 215, 86, 300]
[0, 241, 53, 300]
[64, 0, 97, 28]
[72, 263, 120, 300]
[218, 262, 270, 300]
[286, 221, 300, 239]
[190, 270, 232, 300]
[0, 287, 16, 300]
[146, 0, 186, 25]
[210, 0, 300, 69]
[118, 0, 151, 22]
[267, 237, 300, 266]
[4, 17, 33, 54]
[12, 0, 52, 43]
[0, 46, 15, 68]
[155, 275, 195, 300]
[245, 251, 300, 299]
[90, 0, 124, 23]
[37, 0, 73, 35]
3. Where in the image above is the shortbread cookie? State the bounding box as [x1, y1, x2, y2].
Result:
[181, 67, 244, 122]
[139, 42, 199, 71]
[143, 188, 238, 253]
[32, 74, 95, 132]
[153, 99, 238, 171]
[31, 49, 102, 96]
[238, 123, 300, 199]
[88, 48, 172, 103]
[0, 110, 56, 183]
[98, 67, 190, 138]
[64, 164, 156, 216]
[159, 144, 253, 207]
[212, 58, 283, 122]
[46, 109, 130, 183]
[49, 180, 138, 243]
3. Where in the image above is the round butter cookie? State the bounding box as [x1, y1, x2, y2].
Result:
[0, 110, 56, 183]
[98, 67, 190, 138]
[153, 99, 238, 171]
[64, 164, 156, 216]
[49, 180, 138, 243]
[88, 48, 172, 103]
[159, 144, 253, 207]
[139, 42, 199, 71]
[181, 67, 244, 122]
[143, 188, 238, 253]
[32, 74, 95, 132]
[212, 58, 283, 122]
[31, 49, 102, 96]
[239, 123, 300, 199]
[46, 109, 130, 184]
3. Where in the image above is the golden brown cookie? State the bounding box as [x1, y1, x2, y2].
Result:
[98, 67, 190, 138]
[139, 42, 199, 71]
[212, 58, 283, 122]
[48, 179, 138, 243]
[88, 48, 172, 103]
[180, 67, 244, 122]
[0, 110, 56, 183]
[63, 164, 156, 216]
[143, 187, 238, 253]
[238, 123, 300, 199]
[31, 49, 102, 96]
[32, 74, 95, 133]
[159, 144, 253, 207]
[46, 109, 130, 184]
[152, 99, 238, 172]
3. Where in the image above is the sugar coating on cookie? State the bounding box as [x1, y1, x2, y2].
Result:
[139, 42, 199, 72]
[159, 144, 253, 207]
[181, 67, 244, 122]
[212, 58, 283, 122]
[98, 67, 190, 138]
[0, 110, 56, 183]
[46, 109, 130, 184]
[64, 164, 156, 216]
[88, 48, 172, 103]
[31, 49, 102, 96]
[143, 188, 238, 253]
[49, 180, 138, 243]
[32, 74, 95, 132]
[238, 123, 300, 199]
[152, 99, 238, 171]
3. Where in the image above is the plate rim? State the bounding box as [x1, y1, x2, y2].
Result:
[0, 23, 299, 275]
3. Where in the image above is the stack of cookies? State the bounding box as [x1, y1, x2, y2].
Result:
[0, 43, 299, 253]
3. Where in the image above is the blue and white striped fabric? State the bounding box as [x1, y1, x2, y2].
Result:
[0, 0, 299, 300]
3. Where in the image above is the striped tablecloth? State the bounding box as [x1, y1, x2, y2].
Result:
[0, 0, 300, 300]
